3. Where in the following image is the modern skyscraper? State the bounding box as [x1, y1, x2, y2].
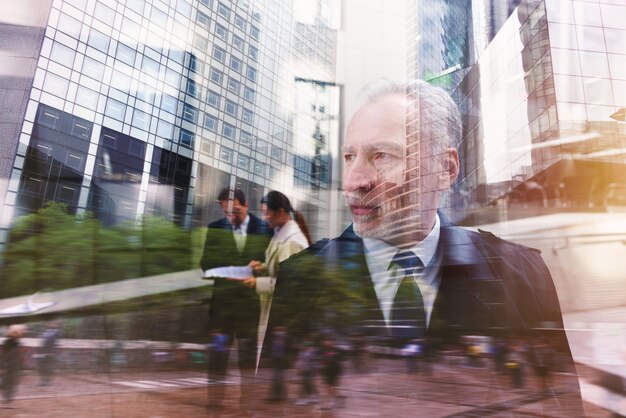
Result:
[0, 0, 342, 250]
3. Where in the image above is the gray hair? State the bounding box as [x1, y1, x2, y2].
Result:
[356, 79, 462, 150]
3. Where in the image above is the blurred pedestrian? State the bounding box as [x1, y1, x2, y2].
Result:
[507, 342, 525, 390]
[266, 325, 288, 402]
[320, 337, 343, 410]
[533, 339, 554, 393]
[403, 338, 421, 374]
[207, 328, 229, 408]
[38, 321, 61, 386]
[294, 340, 317, 406]
[1, 324, 26, 408]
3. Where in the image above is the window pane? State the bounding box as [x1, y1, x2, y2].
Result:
[204, 114, 217, 131]
[207, 90, 220, 108]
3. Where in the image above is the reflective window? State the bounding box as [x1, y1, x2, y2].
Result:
[151, 7, 168, 28]
[57, 13, 82, 39]
[233, 35, 244, 51]
[601, 4, 626, 30]
[218, 3, 230, 20]
[579, 51, 610, 78]
[573, 1, 602, 27]
[237, 154, 249, 169]
[234, 14, 246, 31]
[576, 25, 606, 52]
[609, 54, 626, 80]
[554, 74, 585, 103]
[222, 123, 236, 139]
[75, 86, 99, 108]
[82, 57, 105, 80]
[164, 68, 181, 87]
[189, 55, 204, 73]
[244, 87, 256, 102]
[88, 29, 110, 53]
[212, 46, 226, 63]
[182, 104, 199, 123]
[180, 129, 195, 148]
[157, 120, 174, 139]
[186, 79, 200, 98]
[215, 24, 228, 40]
[141, 56, 160, 77]
[105, 98, 126, 121]
[196, 10, 210, 29]
[94, 2, 115, 25]
[176, 0, 192, 18]
[251, 25, 260, 41]
[204, 114, 217, 131]
[253, 161, 264, 175]
[209, 67, 223, 84]
[240, 131, 252, 145]
[220, 147, 233, 163]
[50, 42, 76, 67]
[227, 77, 240, 93]
[248, 45, 258, 61]
[116, 43, 136, 66]
[246, 66, 257, 82]
[161, 94, 178, 114]
[207, 90, 220, 108]
[547, 22, 578, 50]
[230, 56, 242, 73]
[242, 108, 254, 124]
[604, 28, 626, 55]
[43, 73, 69, 98]
[551, 48, 581, 76]
[194, 34, 208, 51]
[132, 109, 150, 130]
[225, 100, 238, 116]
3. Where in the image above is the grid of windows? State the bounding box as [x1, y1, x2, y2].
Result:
[11, 0, 338, 237]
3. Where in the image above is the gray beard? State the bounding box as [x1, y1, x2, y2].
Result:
[352, 210, 416, 242]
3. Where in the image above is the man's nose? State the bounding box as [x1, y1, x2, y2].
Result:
[344, 157, 376, 192]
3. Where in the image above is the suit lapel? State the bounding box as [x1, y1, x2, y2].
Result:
[430, 225, 501, 341]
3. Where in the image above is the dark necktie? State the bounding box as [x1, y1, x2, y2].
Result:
[390, 251, 426, 340]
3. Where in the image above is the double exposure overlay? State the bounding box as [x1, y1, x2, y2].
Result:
[0, 0, 624, 416]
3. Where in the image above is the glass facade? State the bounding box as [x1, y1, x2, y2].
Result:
[0, 1, 624, 415]
[2, 0, 340, 243]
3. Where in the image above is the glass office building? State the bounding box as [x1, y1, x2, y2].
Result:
[0, 0, 340, 249]
[413, 0, 626, 222]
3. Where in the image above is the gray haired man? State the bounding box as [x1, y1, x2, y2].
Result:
[265, 79, 583, 415]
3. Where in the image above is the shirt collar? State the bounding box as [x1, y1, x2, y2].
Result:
[363, 213, 441, 271]
[236, 214, 250, 233]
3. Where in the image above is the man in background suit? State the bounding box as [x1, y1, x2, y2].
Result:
[200, 187, 271, 409]
[266, 80, 583, 415]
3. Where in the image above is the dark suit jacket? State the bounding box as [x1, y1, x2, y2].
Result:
[200, 213, 272, 337]
[266, 215, 583, 414]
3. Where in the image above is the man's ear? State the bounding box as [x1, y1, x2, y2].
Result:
[438, 147, 460, 189]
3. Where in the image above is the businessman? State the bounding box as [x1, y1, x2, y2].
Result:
[266, 80, 583, 414]
[200, 187, 271, 409]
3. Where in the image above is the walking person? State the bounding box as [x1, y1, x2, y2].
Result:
[38, 321, 61, 386]
[1, 325, 26, 408]
[243, 190, 311, 363]
[294, 340, 317, 406]
[266, 326, 288, 402]
[319, 337, 344, 411]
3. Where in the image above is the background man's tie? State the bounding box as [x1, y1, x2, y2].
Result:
[390, 251, 426, 340]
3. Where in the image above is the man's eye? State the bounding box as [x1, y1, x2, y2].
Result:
[344, 154, 355, 163]
[373, 152, 389, 160]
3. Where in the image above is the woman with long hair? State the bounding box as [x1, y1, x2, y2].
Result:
[242, 190, 311, 370]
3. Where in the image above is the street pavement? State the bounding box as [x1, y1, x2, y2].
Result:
[0, 358, 614, 417]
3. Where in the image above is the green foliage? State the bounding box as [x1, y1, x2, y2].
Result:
[2, 203, 197, 298]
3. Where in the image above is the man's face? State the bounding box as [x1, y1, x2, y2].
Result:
[220, 199, 248, 228]
[343, 94, 454, 244]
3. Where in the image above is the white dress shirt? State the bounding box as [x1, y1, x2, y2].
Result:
[363, 214, 442, 327]
[233, 214, 250, 253]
